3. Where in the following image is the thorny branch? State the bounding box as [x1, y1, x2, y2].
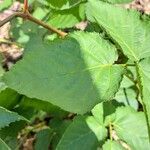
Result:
[0, 11, 67, 38]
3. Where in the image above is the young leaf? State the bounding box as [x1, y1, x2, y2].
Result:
[112, 107, 150, 150]
[86, 0, 150, 61]
[0, 106, 28, 129]
[3, 32, 124, 114]
[56, 116, 107, 150]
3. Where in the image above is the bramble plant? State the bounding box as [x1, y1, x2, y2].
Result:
[0, 0, 150, 149]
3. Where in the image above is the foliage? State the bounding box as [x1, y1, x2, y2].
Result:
[0, 0, 150, 149]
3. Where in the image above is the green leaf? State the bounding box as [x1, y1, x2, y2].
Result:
[102, 140, 124, 150]
[19, 96, 68, 118]
[0, 121, 26, 138]
[47, 4, 85, 29]
[0, 138, 11, 150]
[112, 107, 150, 150]
[3, 32, 124, 114]
[119, 72, 135, 88]
[115, 88, 138, 110]
[32, 7, 49, 20]
[56, 116, 107, 150]
[91, 103, 104, 125]
[35, 128, 53, 150]
[0, 121, 26, 149]
[86, 116, 107, 142]
[115, 75, 138, 110]
[0, 106, 28, 129]
[0, 57, 21, 110]
[92, 100, 125, 126]
[50, 119, 71, 149]
[0, 80, 7, 93]
[138, 58, 150, 133]
[47, 0, 83, 10]
[86, 0, 150, 61]
[0, 88, 21, 109]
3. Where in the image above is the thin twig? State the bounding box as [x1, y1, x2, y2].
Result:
[0, 11, 67, 38]
[126, 64, 136, 67]
[0, 12, 17, 27]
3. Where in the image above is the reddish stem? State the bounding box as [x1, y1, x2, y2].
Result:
[24, 0, 28, 12]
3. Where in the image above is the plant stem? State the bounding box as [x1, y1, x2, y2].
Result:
[120, 64, 135, 67]
[0, 11, 67, 38]
[126, 64, 136, 67]
[0, 13, 17, 27]
[111, 130, 131, 150]
[24, 0, 28, 12]
[135, 62, 150, 142]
